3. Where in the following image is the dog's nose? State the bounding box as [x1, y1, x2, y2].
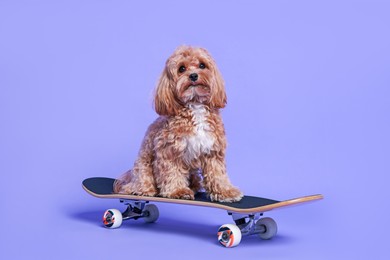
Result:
[189, 73, 198, 82]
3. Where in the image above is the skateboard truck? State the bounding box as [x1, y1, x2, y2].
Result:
[120, 200, 146, 220]
[228, 212, 275, 237]
[115, 199, 159, 222]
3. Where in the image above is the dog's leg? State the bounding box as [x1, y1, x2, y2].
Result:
[153, 158, 195, 200]
[202, 155, 243, 202]
[114, 160, 158, 196]
[115, 118, 168, 196]
[189, 168, 204, 193]
[125, 162, 158, 196]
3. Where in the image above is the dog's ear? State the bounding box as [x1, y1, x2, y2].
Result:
[154, 68, 181, 116]
[210, 62, 227, 109]
[199, 47, 227, 109]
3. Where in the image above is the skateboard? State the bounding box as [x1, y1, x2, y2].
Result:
[82, 177, 323, 248]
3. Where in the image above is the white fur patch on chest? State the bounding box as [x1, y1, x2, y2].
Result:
[184, 104, 215, 162]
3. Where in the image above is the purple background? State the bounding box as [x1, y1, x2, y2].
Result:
[1, 0, 389, 258]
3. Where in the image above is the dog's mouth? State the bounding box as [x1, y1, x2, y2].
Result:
[187, 95, 209, 104]
[180, 83, 211, 104]
[185, 83, 210, 90]
[186, 84, 210, 95]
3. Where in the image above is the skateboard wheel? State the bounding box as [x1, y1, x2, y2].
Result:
[143, 204, 159, 223]
[256, 217, 278, 240]
[103, 209, 123, 228]
[217, 224, 242, 248]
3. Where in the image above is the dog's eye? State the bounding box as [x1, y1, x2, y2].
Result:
[199, 63, 206, 69]
[178, 66, 186, 73]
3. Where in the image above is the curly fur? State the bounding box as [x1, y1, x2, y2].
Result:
[114, 46, 243, 202]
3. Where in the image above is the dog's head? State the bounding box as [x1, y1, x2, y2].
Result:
[154, 46, 227, 116]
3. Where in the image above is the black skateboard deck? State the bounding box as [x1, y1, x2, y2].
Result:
[82, 177, 323, 247]
[83, 177, 323, 213]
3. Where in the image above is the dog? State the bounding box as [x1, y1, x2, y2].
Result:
[113, 46, 243, 202]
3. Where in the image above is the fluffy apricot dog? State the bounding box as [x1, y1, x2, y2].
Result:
[114, 46, 243, 202]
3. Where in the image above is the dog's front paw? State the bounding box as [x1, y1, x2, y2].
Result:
[164, 188, 195, 200]
[210, 187, 243, 203]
